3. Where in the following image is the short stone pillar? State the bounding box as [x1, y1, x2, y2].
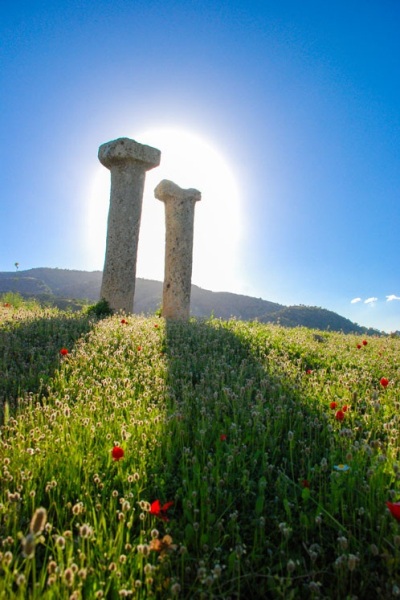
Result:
[99, 137, 161, 313]
[154, 179, 201, 320]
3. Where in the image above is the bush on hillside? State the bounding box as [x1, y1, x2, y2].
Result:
[85, 298, 113, 318]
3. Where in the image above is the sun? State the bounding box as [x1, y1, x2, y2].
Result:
[85, 126, 243, 293]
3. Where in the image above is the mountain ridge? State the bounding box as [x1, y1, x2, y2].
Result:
[0, 267, 381, 335]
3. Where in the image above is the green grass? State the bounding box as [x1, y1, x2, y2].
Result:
[0, 300, 399, 599]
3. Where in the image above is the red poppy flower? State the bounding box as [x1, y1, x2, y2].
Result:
[111, 446, 124, 461]
[386, 501, 400, 522]
[121, 319, 127, 324]
[154, 324, 159, 328]
[60, 348, 69, 356]
[335, 410, 345, 422]
[3, 302, 11, 308]
[362, 340, 368, 346]
[380, 377, 389, 388]
[306, 369, 312, 375]
[342, 405, 349, 412]
[137, 346, 142, 351]
[220, 434, 227, 441]
[329, 401, 338, 409]
[150, 500, 174, 521]
[357, 344, 362, 349]
[301, 479, 310, 488]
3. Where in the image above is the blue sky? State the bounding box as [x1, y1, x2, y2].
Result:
[1, 0, 399, 332]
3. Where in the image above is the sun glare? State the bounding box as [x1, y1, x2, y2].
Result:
[85, 127, 243, 293]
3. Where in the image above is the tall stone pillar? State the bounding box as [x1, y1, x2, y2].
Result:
[99, 137, 161, 313]
[154, 179, 201, 320]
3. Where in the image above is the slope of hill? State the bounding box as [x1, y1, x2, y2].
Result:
[0, 310, 398, 597]
[0, 267, 380, 334]
[261, 305, 365, 333]
[0, 268, 103, 300]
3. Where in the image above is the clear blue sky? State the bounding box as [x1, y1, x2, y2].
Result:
[1, 0, 399, 332]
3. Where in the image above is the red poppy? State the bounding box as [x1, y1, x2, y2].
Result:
[154, 324, 159, 328]
[329, 401, 338, 410]
[380, 377, 389, 388]
[386, 501, 400, 522]
[362, 340, 368, 346]
[357, 344, 362, 349]
[342, 405, 349, 412]
[137, 346, 142, 351]
[335, 410, 345, 422]
[111, 446, 124, 461]
[301, 479, 310, 488]
[121, 319, 127, 324]
[306, 369, 312, 375]
[220, 434, 227, 441]
[60, 348, 69, 356]
[150, 500, 173, 521]
[3, 303, 11, 308]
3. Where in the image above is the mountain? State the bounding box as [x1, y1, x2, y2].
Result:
[0, 268, 381, 334]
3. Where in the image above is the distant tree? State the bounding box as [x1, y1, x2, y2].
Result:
[14, 262, 19, 271]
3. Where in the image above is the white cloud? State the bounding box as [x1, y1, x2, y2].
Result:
[350, 297, 362, 304]
[365, 297, 378, 305]
[386, 295, 400, 302]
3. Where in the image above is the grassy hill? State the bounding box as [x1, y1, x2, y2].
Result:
[0, 268, 379, 334]
[0, 301, 399, 598]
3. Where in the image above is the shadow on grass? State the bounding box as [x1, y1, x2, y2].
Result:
[0, 308, 95, 420]
[161, 318, 397, 598]
[161, 318, 336, 598]
[163, 316, 325, 470]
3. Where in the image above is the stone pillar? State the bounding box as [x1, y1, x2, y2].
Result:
[154, 179, 201, 320]
[99, 137, 161, 313]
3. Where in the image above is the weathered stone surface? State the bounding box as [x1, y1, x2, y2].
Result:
[98, 137, 161, 170]
[154, 179, 201, 320]
[99, 138, 161, 313]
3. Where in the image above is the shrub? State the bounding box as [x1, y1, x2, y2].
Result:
[85, 298, 113, 318]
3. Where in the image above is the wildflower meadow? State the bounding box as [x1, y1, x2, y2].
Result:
[0, 297, 399, 599]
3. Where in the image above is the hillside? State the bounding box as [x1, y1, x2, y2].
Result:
[0, 306, 399, 598]
[0, 267, 379, 334]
